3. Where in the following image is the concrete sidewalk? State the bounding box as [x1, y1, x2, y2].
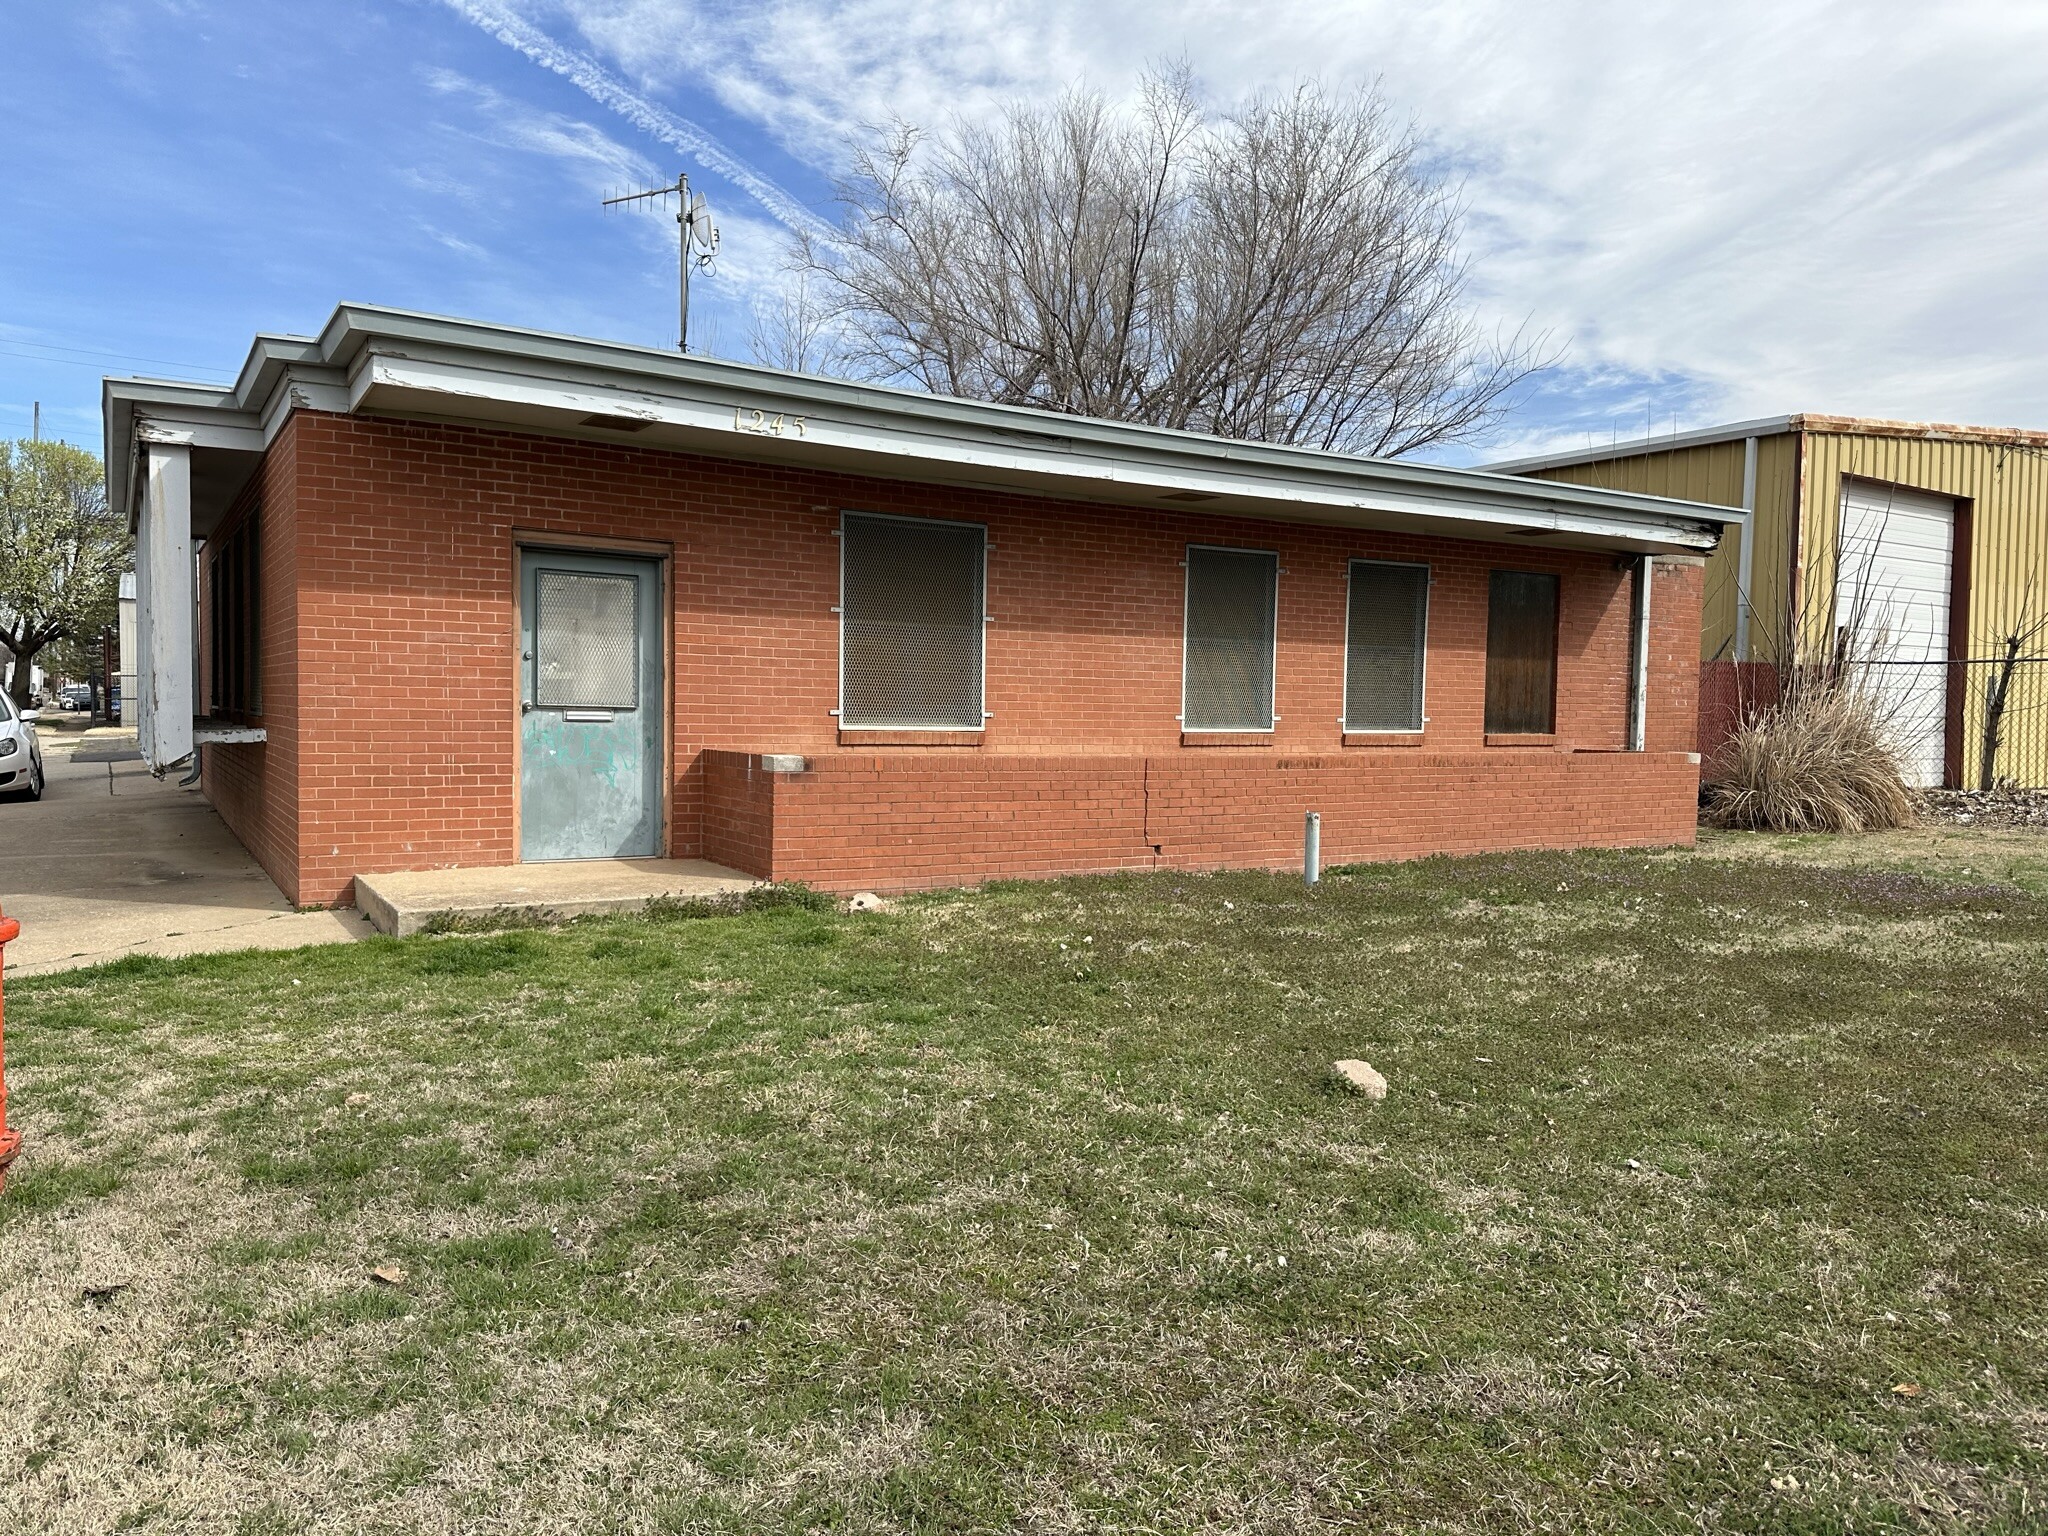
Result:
[0, 745, 372, 977]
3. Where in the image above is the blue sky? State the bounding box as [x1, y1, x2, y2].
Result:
[6, 0, 2047, 465]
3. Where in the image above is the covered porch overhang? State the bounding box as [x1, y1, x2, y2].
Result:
[105, 304, 1747, 774]
[105, 382, 268, 772]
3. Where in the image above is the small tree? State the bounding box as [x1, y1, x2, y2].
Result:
[1976, 573, 2048, 790]
[770, 66, 1549, 457]
[0, 438, 129, 707]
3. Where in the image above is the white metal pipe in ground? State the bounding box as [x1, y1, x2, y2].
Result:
[1304, 811, 1322, 885]
[1735, 435, 1759, 661]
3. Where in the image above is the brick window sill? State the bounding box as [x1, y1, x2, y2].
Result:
[1341, 732, 1427, 748]
[837, 729, 984, 747]
[1181, 731, 1276, 747]
[1484, 732, 1561, 748]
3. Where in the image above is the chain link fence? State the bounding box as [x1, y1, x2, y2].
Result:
[1700, 656, 2048, 789]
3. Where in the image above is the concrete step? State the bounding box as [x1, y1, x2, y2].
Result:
[354, 858, 759, 937]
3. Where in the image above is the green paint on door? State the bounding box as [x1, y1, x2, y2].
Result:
[519, 549, 662, 860]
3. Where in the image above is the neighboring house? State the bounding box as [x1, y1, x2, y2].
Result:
[104, 305, 1740, 908]
[1493, 417, 2048, 788]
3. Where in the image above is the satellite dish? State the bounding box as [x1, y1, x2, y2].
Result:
[689, 195, 715, 245]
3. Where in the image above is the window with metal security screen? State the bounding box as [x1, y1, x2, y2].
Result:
[207, 514, 260, 720]
[1345, 561, 1428, 732]
[534, 570, 640, 709]
[1485, 570, 1559, 733]
[840, 512, 986, 729]
[1183, 546, 1278, 731]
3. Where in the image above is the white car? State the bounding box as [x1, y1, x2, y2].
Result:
[0, 694, 44, 801]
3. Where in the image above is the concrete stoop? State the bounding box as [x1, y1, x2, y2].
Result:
[353, 858, 760, 937]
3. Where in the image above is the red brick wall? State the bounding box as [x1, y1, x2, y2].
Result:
[706, 747, 1702, 892]
[1696, 658, 1780, 775]
[199, 420, 301, 901]
[703, 750, 776, 875]
[251, 411, 1706, 905]
[1649, 561, 1706, 754]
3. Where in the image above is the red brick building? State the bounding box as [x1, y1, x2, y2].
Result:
[105, 307, 1739, 909]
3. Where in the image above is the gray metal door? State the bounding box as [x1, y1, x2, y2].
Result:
[519, 548, 663, 860]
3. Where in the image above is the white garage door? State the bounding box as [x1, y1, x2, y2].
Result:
[1834, 480, 1954, 787]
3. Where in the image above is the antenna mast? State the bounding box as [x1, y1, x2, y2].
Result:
[603, 173, 720, 353]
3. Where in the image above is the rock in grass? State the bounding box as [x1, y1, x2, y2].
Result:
[1333, 1060, 1388, 1099]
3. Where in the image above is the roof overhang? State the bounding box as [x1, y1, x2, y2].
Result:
[106, 304, 1745, 555]
[1486, 409, 2048, 476]
[102, 378, 266, 539]
[1485, 417, 1798, 475]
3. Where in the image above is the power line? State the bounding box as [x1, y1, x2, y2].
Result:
[0, 338, 233, 378]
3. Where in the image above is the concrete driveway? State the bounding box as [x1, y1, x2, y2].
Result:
[0, 726, 371, 977]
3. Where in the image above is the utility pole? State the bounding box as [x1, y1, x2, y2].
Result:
[31, 402, 38, 441]
[603, 173, 720, 352]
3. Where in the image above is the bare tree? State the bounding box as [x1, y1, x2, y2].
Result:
[1977, 573, 2048, 789]
[765, 66, 1550, 457]
[747, 270, 846, 376]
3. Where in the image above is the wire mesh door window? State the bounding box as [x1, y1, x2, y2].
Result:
[1345, 561, 1428, 731]
[534, 570, 640, 709]
[840, 513, 986, 728]
[1183, 547, 1278, 731]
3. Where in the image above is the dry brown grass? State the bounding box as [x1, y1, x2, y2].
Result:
[1705, 685, 1919, 833]
[6, 846, 2047, 1531]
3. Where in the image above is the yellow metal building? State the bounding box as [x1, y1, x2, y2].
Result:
[1490, 416, 2048, 788]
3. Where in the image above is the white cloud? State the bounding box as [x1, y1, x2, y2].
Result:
[438, 0, 832, 236]
[458, 0, 2048, 440]
[421, 66, 662, 188]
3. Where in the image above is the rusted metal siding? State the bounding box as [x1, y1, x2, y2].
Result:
[1528, 436, 1796, 661]
[1800, 430, 2048, 786]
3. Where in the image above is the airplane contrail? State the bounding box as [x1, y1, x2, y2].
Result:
[439, 0, 830, 239]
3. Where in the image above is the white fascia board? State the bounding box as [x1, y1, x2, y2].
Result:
[319, 308, 1741, 539]
[103, 378, 257, 521]
[232, 333, 326, 409]
[351, 348, 1735, 553]
[108, 301, 1745, 553]
[135, 411, 264, 453]
[258, 365, 351, 444]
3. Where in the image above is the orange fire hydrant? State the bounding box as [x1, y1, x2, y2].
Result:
[0, 911, 19, 1193]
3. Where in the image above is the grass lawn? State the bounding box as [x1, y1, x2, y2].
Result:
[4, 838, 2046, 1533]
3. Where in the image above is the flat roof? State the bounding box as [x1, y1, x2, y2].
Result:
[105, 303, 1743, 555]
[1487, 412, 2048, 474]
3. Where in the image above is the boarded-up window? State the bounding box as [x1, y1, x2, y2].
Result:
[1485, 570, 1559, 734]
[207, 515, 260, 720]
[840, 512, 985, 728]
[1345, 561, 1428, 731]
[1183, 546, 1278, 731]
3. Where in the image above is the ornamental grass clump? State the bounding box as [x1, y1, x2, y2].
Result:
[1705, 684, 1917, 833]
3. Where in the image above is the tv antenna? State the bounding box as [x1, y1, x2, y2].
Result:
[603, 172, 720, 353]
